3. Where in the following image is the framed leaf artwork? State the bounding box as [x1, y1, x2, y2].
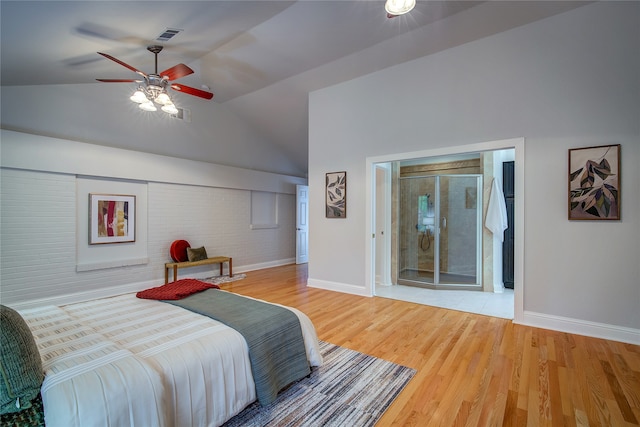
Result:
[568, 144, 620, 220]
[326, 171, 346, 218]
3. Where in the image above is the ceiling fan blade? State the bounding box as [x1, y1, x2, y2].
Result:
[97, 52, 146, 77]
[77, 24, 149, 46]
[160, 63, 194, 81]
[96, 79, 141, 83]
[171, 84, 214, 100]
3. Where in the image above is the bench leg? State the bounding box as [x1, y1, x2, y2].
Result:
[165, 267, 169, 284]
[229, 258, 233, 278]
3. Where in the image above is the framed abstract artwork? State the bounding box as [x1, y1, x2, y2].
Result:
[326, 171, 346, 218]
[568, 144, 620, 220]
[89, 194, 136, 244]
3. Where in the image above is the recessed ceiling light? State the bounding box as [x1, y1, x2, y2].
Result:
[385, 0, 416, 17]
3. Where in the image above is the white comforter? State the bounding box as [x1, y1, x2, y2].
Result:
[20, 292, 322, 427]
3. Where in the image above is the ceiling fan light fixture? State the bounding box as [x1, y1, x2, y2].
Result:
[161, 103, 179, 115]
[139, 101, 157, 112]
[130, 89, 148, 104]
[385, 0, 416, 16]
[154, 92, 172, 105]
[97, 46, 213, 113]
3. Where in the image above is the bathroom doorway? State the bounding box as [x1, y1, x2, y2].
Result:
[369, 142, 520, 320]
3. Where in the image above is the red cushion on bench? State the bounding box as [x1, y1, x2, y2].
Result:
[170, 240, 191, 262]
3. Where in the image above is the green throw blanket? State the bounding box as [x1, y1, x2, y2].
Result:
[167, 289, 310, 405]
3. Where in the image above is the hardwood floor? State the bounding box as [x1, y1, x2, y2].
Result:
[220, 264, 640, 426]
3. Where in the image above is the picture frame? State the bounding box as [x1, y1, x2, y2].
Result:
[326, 171, 347, 218]
[89, 194, 136, 244]
[568, 144, 620, 220]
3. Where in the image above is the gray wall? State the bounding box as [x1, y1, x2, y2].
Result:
[308, 2, 639, 341]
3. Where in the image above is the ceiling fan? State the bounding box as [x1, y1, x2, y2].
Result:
[96, 45, 213, 113]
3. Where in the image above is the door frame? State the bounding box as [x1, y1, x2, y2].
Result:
[365, 137, 525, 323]
[374, 164, 392, 286]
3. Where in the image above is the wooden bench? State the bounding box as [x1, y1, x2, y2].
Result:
[164, 256, 232, 284]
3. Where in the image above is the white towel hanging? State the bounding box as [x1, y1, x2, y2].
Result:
[485, 178, 508, 242]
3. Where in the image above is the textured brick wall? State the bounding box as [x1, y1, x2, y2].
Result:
[1, 169, 296, 305]
[1, 169, 77, 302]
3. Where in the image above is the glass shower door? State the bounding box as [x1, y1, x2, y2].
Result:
[437, 176, 481, 286]
[398, 175, 481, 289]
[398, 176, 436, 285]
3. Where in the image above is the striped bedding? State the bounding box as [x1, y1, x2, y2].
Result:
[19, 292, 323, 427]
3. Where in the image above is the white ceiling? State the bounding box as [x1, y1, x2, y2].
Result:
[0, 1, 587, 175]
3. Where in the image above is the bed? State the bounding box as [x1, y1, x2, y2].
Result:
[16, 289, 323, 427]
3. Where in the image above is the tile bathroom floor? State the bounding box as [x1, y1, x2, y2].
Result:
[375, 284, 514, 319]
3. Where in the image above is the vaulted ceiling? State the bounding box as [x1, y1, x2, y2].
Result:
[1, 1, 586, 175]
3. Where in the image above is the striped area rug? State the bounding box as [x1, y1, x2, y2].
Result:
[201, 273, 246, 285]
[223, 341, 415, 427]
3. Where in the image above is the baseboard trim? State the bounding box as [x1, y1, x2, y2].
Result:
[520, 310, 640, 345]
[235, 259, 296, 273]
[307, 278, 372, 297]
[165, 259, 295, 282]
[8, 259, 296, 311]
[8, 280, 156, 311]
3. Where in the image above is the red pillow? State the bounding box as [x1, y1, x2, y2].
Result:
[136, 279, 219, 300]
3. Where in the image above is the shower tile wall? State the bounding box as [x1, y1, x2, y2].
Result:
[399, 178, 435, 274]
[442, 176, 478, 277]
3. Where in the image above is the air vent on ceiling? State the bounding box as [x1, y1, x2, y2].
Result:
[156, 28, 182, 42]
[170, 107, 191, 123]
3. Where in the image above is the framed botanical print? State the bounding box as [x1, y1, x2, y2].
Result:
[568, 144, 620, 220]
[326, 171, 346, 218]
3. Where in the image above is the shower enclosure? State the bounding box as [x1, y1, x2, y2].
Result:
[397, 175, 482, 289]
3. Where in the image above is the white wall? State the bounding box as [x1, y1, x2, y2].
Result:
[0, 82, 304, 177]
[308, 2, 639, 343]
[1, 130, 306, 307]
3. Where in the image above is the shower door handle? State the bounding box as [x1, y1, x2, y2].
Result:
[442, 217, 447, 229]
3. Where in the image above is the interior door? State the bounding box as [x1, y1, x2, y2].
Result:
[296, 185, 309, 264]
[502, 161, 515, 288]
